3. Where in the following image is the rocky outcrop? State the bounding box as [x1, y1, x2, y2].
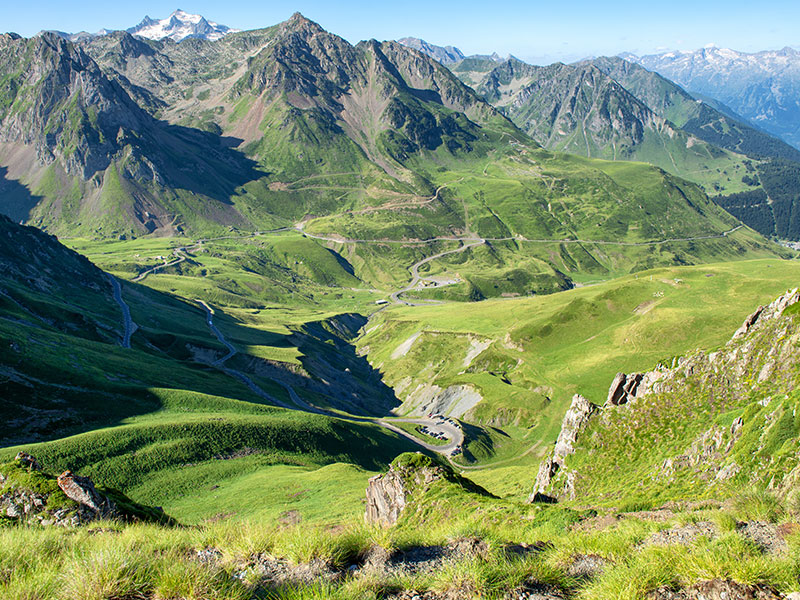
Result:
[365, 455, 445, 526]
[14, 451, 41, 472]
[606, 372, 642, 405]
[604, 288, 800, 408]
[366, 470, 412, 526]
[527, 395, 596, 503]
[530, 289, 800, 503]
[0, 453, 169, 526]
[365, 453, 493, 526]
[659, 416, 745, 482]
[605, 368, 670, 406]
[57, 470, 117, 516]
[732, 305, 765, 340]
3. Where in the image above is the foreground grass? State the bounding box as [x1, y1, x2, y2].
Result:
[3, 491, 800, 600]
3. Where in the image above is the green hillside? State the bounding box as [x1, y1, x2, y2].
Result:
[449, 58, 761, 196]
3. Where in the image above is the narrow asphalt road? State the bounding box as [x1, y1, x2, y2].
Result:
[389, 238, 485, 305]
[295, 225, 744, 248]
[197, 301, 237, 365]
[134, 227, 292, 282]
[196, 299, 462, 456]
[108, 274, 137, 348]
[141, 219, 747, 461]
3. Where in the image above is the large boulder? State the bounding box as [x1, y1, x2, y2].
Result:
[365, 453, 493, 526]
[0, 453, 170, 526]
[57, 470, 116, 516]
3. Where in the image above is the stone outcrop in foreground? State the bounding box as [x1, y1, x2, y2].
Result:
[0, 452, 170, 526]
[366, 453, 446, 526]
[365, 452, 494, 526]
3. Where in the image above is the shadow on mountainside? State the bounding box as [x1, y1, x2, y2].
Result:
[145, 121, 269, 206]
[0, 273, 401, 452]
[0, 167, 44, 223]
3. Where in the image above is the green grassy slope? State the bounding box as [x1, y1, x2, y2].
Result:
[0, 215, 423, 524]
[358, 259, 800, 444]
[539, 289, 800, 510]
[303, 145, 782, 298]
[450, 58, 760, 196]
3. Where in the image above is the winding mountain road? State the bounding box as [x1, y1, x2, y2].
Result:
[134, 228, 292, 282]
[127, 218, 749, 460]
[197, 301, 237, 365]
[378, 418, 464, 454]
[196, 300, 463, 456]
[389, 238, 485, 305]
[108, 274, 137, 348]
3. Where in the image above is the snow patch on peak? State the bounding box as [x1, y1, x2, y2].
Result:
[127, 10, 239, 42]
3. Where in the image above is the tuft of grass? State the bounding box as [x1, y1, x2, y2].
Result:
[57, 547, 153, 600]
[731, 490, 784, 523]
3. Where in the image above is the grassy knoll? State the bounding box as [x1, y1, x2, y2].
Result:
[0, 401, 417, 524]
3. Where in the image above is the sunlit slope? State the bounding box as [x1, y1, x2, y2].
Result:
[359, 259, 800, 438]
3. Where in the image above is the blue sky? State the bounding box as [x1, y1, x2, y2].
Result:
[6, 0, 800, 64]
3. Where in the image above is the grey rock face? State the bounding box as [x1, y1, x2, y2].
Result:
[365, 458, 446, 526]
[365, 469, 410, 526]
[606, 372, 644, 405]
[732, 306, 765, 340]
[527, 394, 596, 502]
[57, 470, 116, 516]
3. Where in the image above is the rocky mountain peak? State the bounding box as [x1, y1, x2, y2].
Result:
[396, 37, 465, 65]
[282, 12, 324, 36]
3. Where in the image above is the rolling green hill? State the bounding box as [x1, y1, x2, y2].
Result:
[0, 214, 425, 524]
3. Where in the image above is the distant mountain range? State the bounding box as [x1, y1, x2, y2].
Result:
[397, 38, 513, 66]
[0, 13, 776, 299]
[624, 46, 800, 150]
[397, 38, 464, 65]
[45, 9, 239, 43]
